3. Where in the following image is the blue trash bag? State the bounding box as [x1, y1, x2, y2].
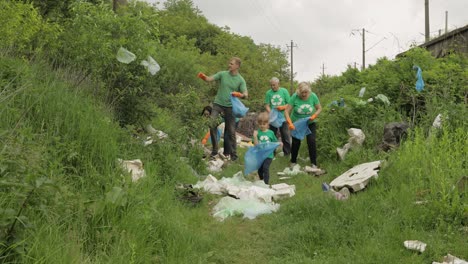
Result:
[269, 109, 286, 128]
[413, 65, 425, 92]
[291, 117, 311, 140]
[244, 142, 280, 175]
[231, 95, 249, 117]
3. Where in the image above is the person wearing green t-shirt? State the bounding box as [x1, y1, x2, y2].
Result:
[285, 82, 322, 168]
[197, 57, 248, 161]
[252, 112, 282, 185]
[264, 77, 291, 156]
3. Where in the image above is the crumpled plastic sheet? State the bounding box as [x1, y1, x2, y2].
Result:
[213, 196, 280, 221]
[193, 172, 294, 220]
[277, 164, 302, 176]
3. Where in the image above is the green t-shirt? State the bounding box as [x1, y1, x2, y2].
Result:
[213, 71, 247, 107]
[288, 92, 320, 123]
[252, 129, 278, 158]
[264, 87, 290, 113]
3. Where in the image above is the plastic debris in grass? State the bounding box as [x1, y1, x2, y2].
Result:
[336, 128, 366, 160]
[116, 47, 136, 64]
[269, 109, 286, 128]
[244, 142, 280, 175]
[403, 240, 427, 253]
[212, 196, 280, 221]
[321, 183, 350, 200]
[432, 114, 443, 129]
[277, 164, 302, 176]
[194, 172, 295, 220]
[118, 159, 145, 182]
[375, 94, 390, 106]
[433, 254, 468, 264]
[140, 55, 160, 75]
[358, 87, 366, 97]
[291, 117, 312, 140]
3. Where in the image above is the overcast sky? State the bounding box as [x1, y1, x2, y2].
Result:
[145, 0, 467, 82]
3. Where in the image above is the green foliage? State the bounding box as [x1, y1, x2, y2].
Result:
[0, 1, 61, 55]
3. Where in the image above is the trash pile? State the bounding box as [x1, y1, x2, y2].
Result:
[193, 172, 295, 221]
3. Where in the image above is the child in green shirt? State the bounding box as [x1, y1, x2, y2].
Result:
[252, 112, 282, 184]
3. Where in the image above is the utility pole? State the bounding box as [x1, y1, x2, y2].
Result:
[287, 40, 297, 93]
[321, 63, 326, 76]
[362, 28, 365, 71]
[445, 11, 448, 34]
[425, 0, 430, 42]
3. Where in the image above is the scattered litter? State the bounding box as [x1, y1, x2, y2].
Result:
[432, 254, 468, 264]
[413, 65, 425, 92]
[322, 183, 349, 200]
[212, 196, 279, 221]
[145, 124, 168, 139]
[271, 183, 296, 200]
[414, 200, 428, 205]
[403, 240, 427, 253]
[359, 87, 366, 97]
[208, 158, 224, 172]
[330, 160, 381, 192]
[175, 184, 203, 205]
[194, 172, 295, 220]
[304, 165, 326, 176]
[375, 94, 390, 105]
[143, 136, 153, 146]
[379, 122, 408, 151]
[116, 47, 136, 64]
[432, 114, 443, 129]
[337, 128, 366, 160]
[279, 176, 292, 180]
[277, 164, 302, 176]
[118, 159, 145, 182]
[140, 55, 160, 75]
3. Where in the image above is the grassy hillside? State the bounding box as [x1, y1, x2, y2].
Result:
[1, 52, 467, 263]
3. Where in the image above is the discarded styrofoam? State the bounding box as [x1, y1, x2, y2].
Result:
[271, 183, 296, 200]
[304, 165, 326, 176]
[404, 240, 427, 253]
[329, 160, 381, 192]
[432, 254, 468, 264]
[208, 158, 224, 172]
[118, 159, 145, 182]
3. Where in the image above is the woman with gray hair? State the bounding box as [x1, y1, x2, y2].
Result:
[285, 82, 322, 168]
[264, 77, 291, 156]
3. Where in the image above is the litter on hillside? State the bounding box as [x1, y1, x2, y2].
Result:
[116, 47, 136, 64]
[403, 240, 427, 253]
[330, 160, 381, 192]
[118, 159, 145, 182]
[193, 172, 295, 221]
[337, 128, 366, 160]
[432, 254, 468, 264]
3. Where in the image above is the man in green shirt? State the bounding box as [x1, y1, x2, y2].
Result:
[197, 57, 248, 161]
[264, 77, 291, 156]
